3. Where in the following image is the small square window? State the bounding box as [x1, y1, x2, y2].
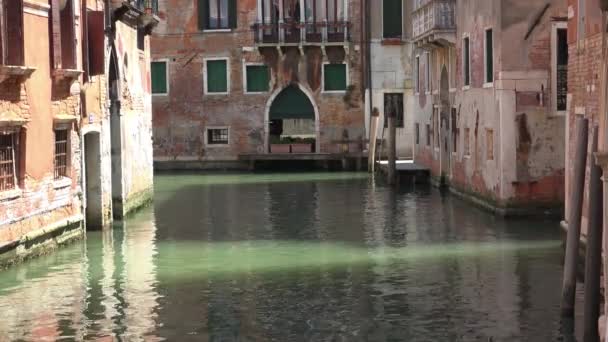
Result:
[246, 65, 270, 93]
[206, 59, 228, 94]
[54, 129, 69, 179]
[151, 61, 168, 95]
[207, 128, 229, 145]
[323, 63, 347, 92]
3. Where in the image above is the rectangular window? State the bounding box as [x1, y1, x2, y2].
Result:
[485, 29, 493, 83]
[323, 63, 347, 92]
[426, 124, 431, 146]
[486, 128, 494, 160]
[415, 56, 420, 93]
[383, 0, 403, 39]
[383, 93, 404, 128]
[246, 65, 270, 93]
[199, 0, 237, 30]
[54, 129, 69, 180]
[464, 127, 470, 156]
[415, 123, 420, 145]
[53, 0, 77, 70]
[206, 59, 228, 94]
[151, 61, 168, 95]
[207, 128, 229, 145]
[0, 132, 17, 191]
[433, 107, 439, 148]
[463, 37, 470, 86]
[556, 28, 568, 111]
[425, 52, 431, 92]
[0, 0, 25, 66]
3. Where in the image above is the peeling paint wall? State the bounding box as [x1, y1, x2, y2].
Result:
[0, 0, 85, 253]
[413, 0, 566, 213]
[152, 0, 365, 164]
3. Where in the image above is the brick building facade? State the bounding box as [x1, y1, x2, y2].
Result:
[151, 0, 365, 168]
[0, 0, 157, 267]
[412, 0, 567, 216]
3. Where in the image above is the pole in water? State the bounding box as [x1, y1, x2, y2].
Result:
[583, 127, 603, 342]
[562, 116, 589, 317]
[387, 109, 397, 185]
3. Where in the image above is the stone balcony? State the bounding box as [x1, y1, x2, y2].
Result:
[412, 0, 456, 48]
[252, 20, 350, 47]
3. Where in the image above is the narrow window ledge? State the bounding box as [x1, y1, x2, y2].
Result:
[483, 82, 494, 89]
[152, 93, 169, 97]
[0, 65, 36, 84]
[425, 91, 432, 96]
[52, 69, 83, 83]
[0, 188, 22, 202]
[381, 38, 404, 46]
[432, 90, 439, 95]
[203, 29, 233, 33]
[323, 90, 347, 94]
[53, 177, 72, 190]
[244, 91, 268, 95]
[205, 92, 230, 96]
[464, 155, 471, 159]
[449, 88, 457, 93]
[205, 144, 230, 148]
[462, 85, 471, 91]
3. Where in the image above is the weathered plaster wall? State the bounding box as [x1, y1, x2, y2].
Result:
[152, 0, 365, 163]
[114, 21, 154, 213]
[0, 2, 84, 258]
[413, 0, 566, 213]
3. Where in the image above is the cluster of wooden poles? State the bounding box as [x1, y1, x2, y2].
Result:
[561, 11, 608, 342]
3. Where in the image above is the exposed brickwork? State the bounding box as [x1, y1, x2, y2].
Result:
[152, 0, 365, 163]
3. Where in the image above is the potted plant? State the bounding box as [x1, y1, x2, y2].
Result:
[291, 137, 314, 154]
[270, 136, 291, 154]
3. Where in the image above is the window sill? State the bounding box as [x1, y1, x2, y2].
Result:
[205, 92, 230, 96]
[425, 91, 431, 96]
[0, 65, 36, 83]
[203, 29, 233, 33]
[53, 177, 72, 190]
[152, 93, 169, 97]
[322, 90, 347, 94]
[464, 155, 471, 159]
[205, 144, 230, 148]
[0, 188, 22, 202]
[381, 38, 404, 46]
[483, 82, 494, 89]
[244, 91, 268, 95]
[462, 86, 471, 91]
[449, 88, 457, 93]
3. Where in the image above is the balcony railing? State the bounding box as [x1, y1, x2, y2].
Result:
[252, 21, 350, 45]
[135, 0, 159, 15]
[412, 0, 455, 42]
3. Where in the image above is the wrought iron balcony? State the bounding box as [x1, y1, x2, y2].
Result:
[252, 21, 350, 46]
[412, 0, 456, 47]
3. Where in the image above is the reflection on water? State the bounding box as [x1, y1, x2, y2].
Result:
[0, 173, 576, 341]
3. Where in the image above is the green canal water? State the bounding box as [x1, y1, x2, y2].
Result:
[0, 173, 578, 341]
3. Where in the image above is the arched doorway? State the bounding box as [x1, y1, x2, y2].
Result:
[439, 66, 450, 181]
[265, 84, 320, 153]
[108, 47, 124, 218]
[84, 131, 103, 230]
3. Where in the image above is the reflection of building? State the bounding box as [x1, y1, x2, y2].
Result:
[151, 0, 365, 169]
[412, 0, 567, 215]
[0, 0, 158, 266]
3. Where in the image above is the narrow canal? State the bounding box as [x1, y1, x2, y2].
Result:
[0, 173, 578, 341]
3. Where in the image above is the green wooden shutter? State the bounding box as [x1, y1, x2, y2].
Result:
[198, 0, 208, 30]
[383, 0, 402, 39]
[324, 64, 347, 91]
[246, 65, 269, 92]
[228, 0, 237, 29]
[151, 61, 167, 94]
[207, 60, 228, 93]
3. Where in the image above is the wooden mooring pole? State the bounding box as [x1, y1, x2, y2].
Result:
[584, 127, 603, 342]
[562, 116, 589, 317]
[387, 111, 396, 185]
